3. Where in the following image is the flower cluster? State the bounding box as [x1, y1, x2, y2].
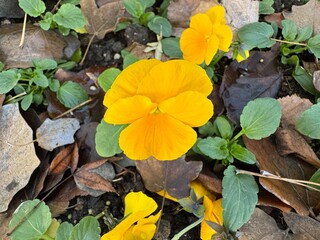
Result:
[180, 5, 233, 65]
[103, 59, 213, 161]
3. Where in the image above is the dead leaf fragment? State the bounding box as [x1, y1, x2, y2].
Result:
[0, 94, 5, 110]
[135, 156, 203, 199]
[0, 103, 40, 212]
[313, 70, 320, 91]
[36, 118, 80, 151]
[49, 143, 78, 175]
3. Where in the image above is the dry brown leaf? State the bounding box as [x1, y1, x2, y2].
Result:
[275, 95, 320, 168]
[313, 70, 320, 92]
[135, 156, 203, 199]
[244, 137, 320, 216]
[258, 190, 292, 213]
[264, 13, 284, 28]
[0, 94, 5, 110]
[0, 24, 66, 69]
[80, 0, 125, 39]
[283, 0, 320, 35]
[0, 103, 40, 212]
[197, 166, 222, 194]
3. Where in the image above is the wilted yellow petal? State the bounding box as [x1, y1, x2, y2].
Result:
[190, 14, 212, 38]
[124, 192, 158, 217]
[206, 6, 226, 25]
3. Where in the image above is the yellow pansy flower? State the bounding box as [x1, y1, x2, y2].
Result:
[104, 59, 213, 160]
[101, 191, 160, 240]
[180, 6, 233, 65]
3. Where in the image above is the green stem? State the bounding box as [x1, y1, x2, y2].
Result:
[287, 46, 308, 54]
[270, 38, 307, 46]
[172, 217, 204, 240]
[210, 51, 225, 67]
[229, 130, 244, 145]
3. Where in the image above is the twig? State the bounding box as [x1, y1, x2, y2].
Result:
[4, 92, 27, 104]
[79, 34, 96, 66]
[19, 13, 28, 48]
[53, 98, 93, 120]
[51, 0, 62, 13]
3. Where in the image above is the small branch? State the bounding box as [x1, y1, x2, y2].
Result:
[53, 98, 93, 120]
[4, 92, 27, 104]
[19, 13, 28, 48]
[270, 38, 308, 47]
[80, 34, 96, 66]
[51, 0, 62, 13]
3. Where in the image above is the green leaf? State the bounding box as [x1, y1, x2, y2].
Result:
[147, 16, 172, 37]
[240, 98, 281, 140]
[161, 37, 182, 58]
[49, 78, 60, 92]
[33, 92, 44, 105]
[57, 81, 88, 108]
[39, 12, 54, 30]
[259, 0, 275, 15]
[32, 69, 49, 87]
[230, 143, 256, 164]
[32, 58, 57, 70]
[140, 0, 155, 9]
[53, 3, 86, 29]
[9, 199, 52, 240]
[238, 22, 275, 49]
[213, 116, 233, 139]
[18, 0, 45, 17]
[123, 0, 144, 18]
[21, 93, 33, 110]
[140, 12, 155, 26]
[295, 26, 312, 42]
[121, 50, 139, 68]
[98, 68, 121, 92]
[309, 168, 320, 190]
[222, 165, 258, 231]
[70, 216, 100, 240]
[281, 19, 297, 41]
[308, 35, 320, 58]
[56, 222, 73, 240]
[0, 70, 21, 94]
[115, 21, 131, 32]
[95, 120, 127, 157]
[197, 137, 229, 160]
[296, 103, 320, 139]
[198, 121, 215, 136]
[61, 0, 80, 4]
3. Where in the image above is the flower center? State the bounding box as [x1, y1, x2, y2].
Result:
[150, 106, 162, 114]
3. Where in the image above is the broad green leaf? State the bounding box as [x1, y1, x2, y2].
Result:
[309, 169, 320, 190]
[281, 19, 297, 41]
[140, 0, 155, 9]
[308, 35, 320, 58]
[222, 165, 258, 231]
[295, 26, 312, 42]
[70, 216, 100, 240]
[259, 0, 275, 14]
[9, 199, 52, 240]
[56, 222, 73, 240]
[240, 98, 281, 140]
[238, 22, 275, 49]
[18, 0, 45, 17]
[49, 78, 60, 92]
[148, 16, 172, 37]
[140, 12, 155, 26]
[57, 81, 89, 108]
[198, 121, 215, 137]
[33, 92, 44, 105]
[123, 0, 144, 18]
[39, 12, 54, 31]
[98, 68, 121, 92]
[32, 58, 57, 70]
[230, 143, 256, 164]
[61, 0, 80, 4]
[95, 120, 127, 157]
[0, 70, 21, 94]
[21, 93, 33, 110]
[296, 103, 320, 139]
[45, 219, 60, 239]
[161, 37, 182, 58]
[32, 69, 49, 87]
[197, 137, 229, 160]
[213, 116, 233, 139]
[121, 50, 139, 68]
[53, 3, 86, 29]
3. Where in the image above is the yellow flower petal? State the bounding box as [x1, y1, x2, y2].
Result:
[124, 192, 158, 217]
[190, 180, 216, 201]
[104, 95, 157, 124]
[103, 59, 161, 107]
[206, 6, 226, 25]
[137, 60, 213, 103]
[159, 91, 213, 127]
[119, 114, 197, 160]
[205, 34, 219, 65]
[215, 25, 233, 52]
[156, 190, 178, 202]
[190, 13, 212, 38]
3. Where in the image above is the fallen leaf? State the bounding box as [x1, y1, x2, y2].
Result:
[36, 118, 80, 151]
[238, 208, 286, 240]
[264, 13, 284, 28]
[0, 103, 40, 212]
[125, 42, 169, 61]
[283, 0, 320, 35]
[258, 190, 292, 213]
[313, 70, 320, 91]
[244, 137, 320, 216]
[0, 94, 5, 109]
[80, 0, 125, 39]
[220, 48, 282, 125]
[135, 156, 203, 199]
[0, 24, 66, 69]
[197, 166, 222, 194]
[74, 159, 116, 197]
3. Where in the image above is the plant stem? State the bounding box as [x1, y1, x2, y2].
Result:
[229, 130, 244, 145]
[53, 98, 93, 119]
[270, 38, 308, 46]
[19, 13, 27, 48]
[210, 51, 225, 67]
[172, 216, 204, 240]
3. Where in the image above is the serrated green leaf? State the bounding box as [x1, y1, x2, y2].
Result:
[140, 12, 155, 25]
[39, 12, 54, 30]
[198, 121, 215, 136]
[161, 37, 182, 58]
[53, 3, 86, 29]
[32, 69, 49, 87]
[148, 16, 172, 37]
[57, 81, 88, 108]
[213, 116, 233, 139]
[259, 0, 275, 14]
[9, 199, 52, 240]
[0, 70, 20, 94]
[238, 22, 275, 49]
[230, 143, 256, 164]
[296, 103, 320, 139]
[240, 98, 281, 140]
[56, 222, 74, 240]
[308, 35, 320, 58]
[98, 68, 121, 92]
[95, 120, 127, 157]
[140, 0, 155, 9]
[281, 19, 297, 41]
[222, 165, 258, 231]
[295, 26, 312, 42]
[70, 216, 100, 240]
[123, 0, 144, 18]
[32, 58, 57, 70]
[197, 137, 229, 160]
[18, 0, 46, 17]
[21, 93, 33, 110]
[49, 78, 60, 92]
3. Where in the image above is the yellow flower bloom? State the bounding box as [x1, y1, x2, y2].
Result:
[180, 6, 233, 65]
[101, 192, 160, 240]
[104, 59, 213, 160]
[201, 197, 223, 240]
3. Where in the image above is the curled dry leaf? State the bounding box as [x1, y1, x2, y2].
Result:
[135, 156, 203, 199]
[197, 166, 222, 194]
[0, 103, 40, 212]
[36, 118, 80, 151]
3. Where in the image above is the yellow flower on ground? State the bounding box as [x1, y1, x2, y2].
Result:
[104, 59, 213, 160]
[201, 197, 223, 240]
[101, 191, 161, 240]
[180, 5, 233, 65]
